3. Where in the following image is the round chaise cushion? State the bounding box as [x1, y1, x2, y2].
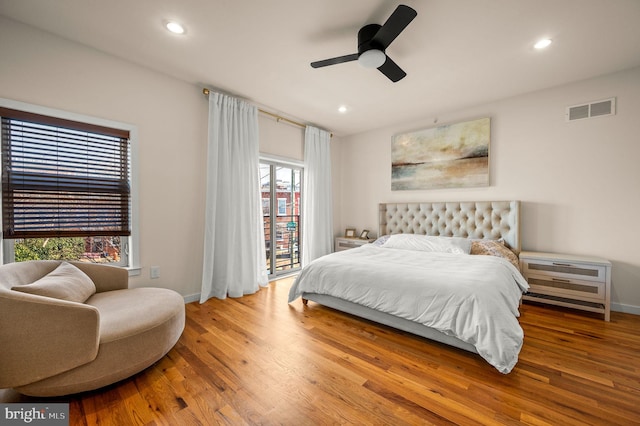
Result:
[15, 287, 185, 396]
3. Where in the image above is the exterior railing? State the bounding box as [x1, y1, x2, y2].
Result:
[263, 214, 300, 273]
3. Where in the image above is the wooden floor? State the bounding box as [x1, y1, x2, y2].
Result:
[3, 277, 640, 425]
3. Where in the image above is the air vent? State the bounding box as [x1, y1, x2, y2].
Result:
[566, 97, 616, 122]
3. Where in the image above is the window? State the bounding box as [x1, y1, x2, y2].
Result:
[277, 198, 287, 216]
[0, 100, 138, 271]
[260, 160, 302, 278]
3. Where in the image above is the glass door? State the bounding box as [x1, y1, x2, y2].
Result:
[260, 161, 302, 278]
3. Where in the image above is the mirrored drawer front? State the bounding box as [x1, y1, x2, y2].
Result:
[523, 261, 606, 282]
[338, 241, 363, 249]
[335, 238, 370, 251]
[527, 276, 605, 301]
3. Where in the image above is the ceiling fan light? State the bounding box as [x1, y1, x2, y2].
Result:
[358, 49, 386, 68]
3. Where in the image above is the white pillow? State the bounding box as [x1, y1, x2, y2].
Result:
[12, 261, 97, 303]
[381, 234, 471, 254]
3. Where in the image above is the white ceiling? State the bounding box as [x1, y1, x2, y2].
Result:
[1, 0, 640, 136]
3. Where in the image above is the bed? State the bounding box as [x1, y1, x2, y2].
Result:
[288, 201, 529, 373]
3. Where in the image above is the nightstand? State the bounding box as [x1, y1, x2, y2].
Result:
[520, 251, 611, 321]
[334, 237, 372, 252]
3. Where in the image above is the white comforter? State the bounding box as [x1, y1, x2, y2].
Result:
[288, 244, 529, 373]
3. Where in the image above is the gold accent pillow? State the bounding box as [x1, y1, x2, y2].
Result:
[471, 239, 520, 270]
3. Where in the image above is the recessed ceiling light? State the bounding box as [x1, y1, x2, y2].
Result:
[165, 21, 185, 35]
[534, 39, 552, 49]
[338, 105, 348, 113]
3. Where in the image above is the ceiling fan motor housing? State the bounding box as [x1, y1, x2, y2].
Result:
[358, 24, 384, 55]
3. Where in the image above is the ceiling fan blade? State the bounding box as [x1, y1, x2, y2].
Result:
[310, 53, 358, 68]
[377, 56, 406, 82]
[372, 4, 417, 49]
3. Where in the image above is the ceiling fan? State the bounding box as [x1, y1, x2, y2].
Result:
[310, 4, 417, 82]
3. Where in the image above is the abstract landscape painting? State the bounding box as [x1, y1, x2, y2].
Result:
[392, 117, 490, 190]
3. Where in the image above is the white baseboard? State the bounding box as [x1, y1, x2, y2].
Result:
[611, 303, 640, 316]
[183, 293, 200, 304]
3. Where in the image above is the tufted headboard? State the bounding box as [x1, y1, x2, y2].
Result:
[379, 201, 521, 253]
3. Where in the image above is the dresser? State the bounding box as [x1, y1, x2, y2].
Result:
[334, 237, 372, 252]
[520, 251, 611, 321]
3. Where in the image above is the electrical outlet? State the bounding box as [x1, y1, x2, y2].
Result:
[150, 266, 160, 279]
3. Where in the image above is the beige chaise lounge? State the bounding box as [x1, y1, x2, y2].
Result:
[0, 260, 185, 397]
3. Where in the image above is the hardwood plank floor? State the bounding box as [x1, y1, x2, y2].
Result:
[2, 276, 640, 425]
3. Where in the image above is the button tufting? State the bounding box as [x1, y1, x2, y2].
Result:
[379, 201, 519, 252]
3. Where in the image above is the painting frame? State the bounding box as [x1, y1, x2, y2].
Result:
[391, 117, 490, 190]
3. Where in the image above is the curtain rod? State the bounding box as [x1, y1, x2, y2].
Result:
[202, 88, 332, 137]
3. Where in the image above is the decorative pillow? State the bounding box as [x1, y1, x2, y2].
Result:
[471, 239, 520, 269]
[12, 261, 97, 303]
[372, 235, 390, 246]
[381, 234, 472, 254]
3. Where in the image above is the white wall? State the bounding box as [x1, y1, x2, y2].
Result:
[0, 17, 341, 300]
[258, 115, 304, 160]
[0, 17, 208, 299]
[336, 66, 640, 313]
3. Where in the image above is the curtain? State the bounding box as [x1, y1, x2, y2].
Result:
[302, 126, 333, 266]
[200, 92, 268, 302]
